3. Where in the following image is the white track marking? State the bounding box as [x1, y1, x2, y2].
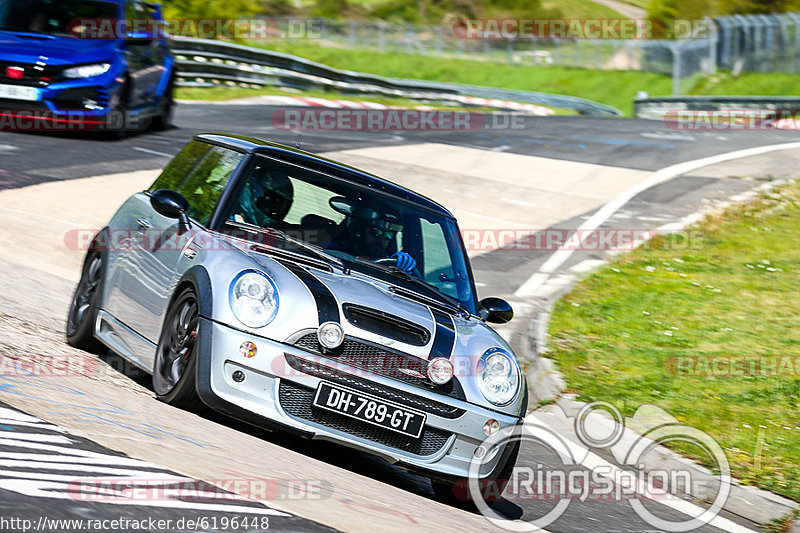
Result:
[132, 147, 174, 158]
[0, 466, 190, 480]
[0, 433, 72, 444]
[0, 407, 44, 422]
[0, 411, 291, 517]
[515, 141, 800, 297]
[0, 452, 166, 467]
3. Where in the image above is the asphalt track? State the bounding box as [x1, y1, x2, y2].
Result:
[1, 102, 798, 532]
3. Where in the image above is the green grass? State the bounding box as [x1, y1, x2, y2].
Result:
[541, 0, 626, 18]
[693, 72, 800, 96]
[245, 42, 673, 115]
[547, 183, 800, 501]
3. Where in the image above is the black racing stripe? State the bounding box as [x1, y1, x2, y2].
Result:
[284, 263, 340, 324]
[429, 309, 455, 360]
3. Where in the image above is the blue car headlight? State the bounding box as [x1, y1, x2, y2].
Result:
[229, 270, 279, 328]
[63, 63, 111, 79]
[477, 348, 520, 406]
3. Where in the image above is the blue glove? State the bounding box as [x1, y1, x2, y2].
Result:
[392, 251, 417, 273]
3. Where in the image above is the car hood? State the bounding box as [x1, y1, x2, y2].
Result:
[252, 254, 442, 355]
[0, 32, 118, 65]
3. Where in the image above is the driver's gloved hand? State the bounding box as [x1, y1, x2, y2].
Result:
[392, 251, 417, 273]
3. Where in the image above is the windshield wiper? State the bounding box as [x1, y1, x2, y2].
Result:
[352, 257, 470, 317]
[225, 220, 346, 271]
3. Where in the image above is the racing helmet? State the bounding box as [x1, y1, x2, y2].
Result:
[241, 165, 294, 226]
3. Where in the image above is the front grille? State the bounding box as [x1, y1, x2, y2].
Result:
[284, 354, 465, 418]
[0, 61, 62, 87]
[294, 333, 460, 398]
[279, 381, 452, 456]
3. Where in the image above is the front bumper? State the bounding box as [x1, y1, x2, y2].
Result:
[195, 317, 521, 480]
[0, 74, 124, 131]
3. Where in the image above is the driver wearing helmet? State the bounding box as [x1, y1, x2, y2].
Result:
[330, 203, 417, 273]
[233, 164, 293, 228]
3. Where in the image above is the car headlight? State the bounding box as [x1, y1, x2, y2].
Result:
[63, 63, 111, 79]
[477, 348, 520, 406]
[229, 270, 279, 328]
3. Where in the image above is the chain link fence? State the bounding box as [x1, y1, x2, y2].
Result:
[257, 14, 800, 95]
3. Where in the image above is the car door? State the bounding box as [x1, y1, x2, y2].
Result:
[130, 144, 246, 344]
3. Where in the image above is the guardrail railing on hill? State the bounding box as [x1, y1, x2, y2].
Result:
[171, 38, 622, 116]
[634, 96, 800, 119]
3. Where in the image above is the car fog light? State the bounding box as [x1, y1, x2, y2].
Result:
[232, 371, 245, 383]
[427, 357, 454, 385]
[240, 341, 257, 358]
[484, 419, 499, 436]
[317, 322, 344, 349]
[474, 446, 486, 458]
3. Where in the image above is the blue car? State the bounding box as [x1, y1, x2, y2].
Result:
[0, 0, 175, 134]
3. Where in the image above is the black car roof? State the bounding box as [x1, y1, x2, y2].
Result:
[195, 133, 454, 218]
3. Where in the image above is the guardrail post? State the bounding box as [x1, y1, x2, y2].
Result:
[671, 42, 682, 96]
[378, 20, 386, 51]
[348, 19, 356, 46]
[506, 39, 514, 64]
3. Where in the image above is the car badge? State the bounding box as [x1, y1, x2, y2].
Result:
[397, 368, 426, 379]
[6, 67, 24, 80]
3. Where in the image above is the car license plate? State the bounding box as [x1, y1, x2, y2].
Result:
[313, 382, 427, 439]
[0, 84, 41, 102]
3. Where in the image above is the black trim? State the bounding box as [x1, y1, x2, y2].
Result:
[429, 309, 456, 360]
[283, 263, 339, 324]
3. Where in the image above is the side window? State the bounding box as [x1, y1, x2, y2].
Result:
[178, 146, 244, 226]
[420, 218, 457, 296]
[149, 141, 209, 192]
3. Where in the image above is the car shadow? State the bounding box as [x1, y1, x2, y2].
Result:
[99, 346, 523, 517]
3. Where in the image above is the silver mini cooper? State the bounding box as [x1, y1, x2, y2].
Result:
[67, 133, 527, 502]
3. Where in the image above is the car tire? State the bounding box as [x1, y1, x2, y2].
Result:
[430, 437, 521, 508]
[153, 286, 204, 411]
[151, 74, 175, 131]
[66, 250, 107, 353]
[105, 78, 130, 140]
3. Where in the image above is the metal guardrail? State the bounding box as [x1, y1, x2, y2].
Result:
[634, 96, 800, 119]
[171, 38, 622, 116]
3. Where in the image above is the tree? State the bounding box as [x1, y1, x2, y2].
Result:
[161, 0, 262, 19]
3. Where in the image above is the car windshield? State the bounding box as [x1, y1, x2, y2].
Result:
[218, 155, 477, 314]
[0, 0, 118, 37]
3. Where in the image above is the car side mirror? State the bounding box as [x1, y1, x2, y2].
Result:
[150, 189, 191, 231]
[479, 297, 513, 324]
